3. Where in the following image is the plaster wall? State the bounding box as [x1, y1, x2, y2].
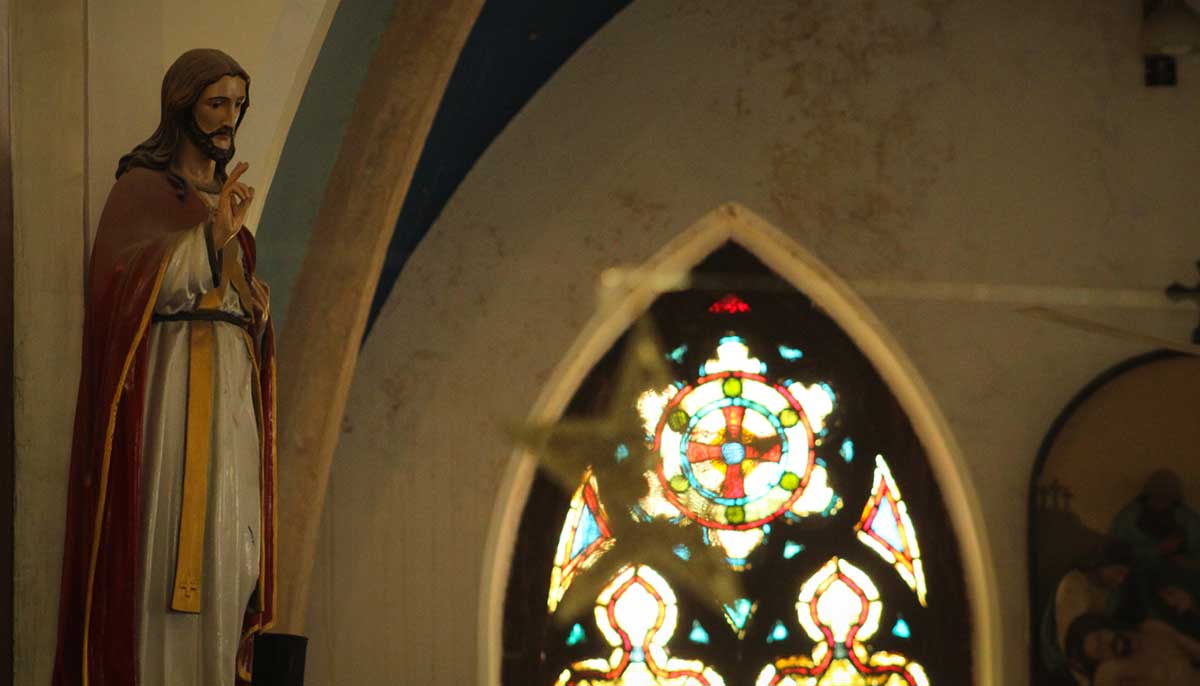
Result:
[12, 2, 337, 683]
[11, 1, 85, 683]
[310, 1, 1200, 684]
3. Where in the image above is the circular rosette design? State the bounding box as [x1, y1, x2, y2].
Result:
[652, 371, 816, 530]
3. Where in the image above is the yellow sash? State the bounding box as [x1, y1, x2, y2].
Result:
[171, 238, 253, 613]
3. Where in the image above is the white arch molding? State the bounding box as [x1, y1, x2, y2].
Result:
[477, 202, 1002, 686]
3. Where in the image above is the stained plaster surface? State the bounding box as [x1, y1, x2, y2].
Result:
[303, 0, 1200, 683]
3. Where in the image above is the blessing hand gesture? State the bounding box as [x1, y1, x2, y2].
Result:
[213, 161, 254, 247]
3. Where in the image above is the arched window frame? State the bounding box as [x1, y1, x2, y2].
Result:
[479, 203, 1002, 686]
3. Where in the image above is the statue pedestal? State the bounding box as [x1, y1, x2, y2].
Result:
[253, 633, 307, 686]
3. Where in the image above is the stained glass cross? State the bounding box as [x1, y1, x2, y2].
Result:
[685, 405, 783, 499]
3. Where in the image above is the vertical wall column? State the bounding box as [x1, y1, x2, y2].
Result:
[274, 0, 484, 634]
[10, 1, 86, 684]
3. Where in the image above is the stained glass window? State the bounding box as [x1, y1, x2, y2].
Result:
[755, 558, 928, 686]
[855, 456, 927, 606]
[554, 565, 726, 686]
[549, 468, 617, 612]
[709, 293, 752, 314]
[503, 244, 971, 685]
[634, 335, 842, 569]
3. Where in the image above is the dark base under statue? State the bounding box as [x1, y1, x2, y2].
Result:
[253, 633, 308, 686]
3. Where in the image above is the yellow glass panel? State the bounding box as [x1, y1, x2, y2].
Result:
[679, 381, 724, 415]
[549, 468, 615, 612]
[709, 528, 764, 566]
[560, 565, 725, 686]
[854, 455, 928, 606]
[789, 465, 838, 516]
[787, 382, 834, 433]
[658, 429, 683, 476]
[638, 386, 678, 435]
[766, 557, 929, 686]
[741, 379, 790, 413]
[703, 339, 763, 375]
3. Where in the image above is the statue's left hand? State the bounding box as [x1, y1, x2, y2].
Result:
[250, 276, 270, 326]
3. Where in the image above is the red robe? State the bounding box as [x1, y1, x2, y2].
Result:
[52, 167, 277, 685]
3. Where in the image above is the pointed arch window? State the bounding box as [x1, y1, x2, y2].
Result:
[503, 242, 972, 684]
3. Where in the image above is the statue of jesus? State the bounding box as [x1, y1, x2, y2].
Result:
[53, 48, 277, 686]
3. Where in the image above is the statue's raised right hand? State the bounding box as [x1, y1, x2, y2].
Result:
[213, 161, 254, 247]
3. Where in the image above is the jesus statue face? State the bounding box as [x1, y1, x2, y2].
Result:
[187, 75, 247, 161]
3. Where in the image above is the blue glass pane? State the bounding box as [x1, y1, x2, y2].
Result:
[570, 506, 602, 560]
[723, 598, 754, 632]
[892, 617, 911, 639]
[873, 498, 905, 552]
[721, 442, 747, 464]
[777, 345, 804, 361]
[614, 443, 630, 463]
[566, 622, 586, 645]
[689, 620, 711, 644]
[673, 544, 691, 561]
[667, 344, 688, 364]
[840, 438, 855, 463]
[783, 540, 805, 559]
[766, 620, 789, 643]
[630, 503, 652, 522]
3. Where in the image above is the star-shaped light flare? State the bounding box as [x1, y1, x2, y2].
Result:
[511, 317, 745, 623]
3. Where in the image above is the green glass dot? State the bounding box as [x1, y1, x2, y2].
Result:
[725, 506, 746, 524]
[779, 472, 801, 491]
[779, 408, 800, 428]
[722, 377, 743, 398]
[668, 408, 690, 432]
[669, 475, 691, 493]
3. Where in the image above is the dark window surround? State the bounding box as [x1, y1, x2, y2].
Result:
[503, 244, 973, 685]
[0, 1, 15, 681]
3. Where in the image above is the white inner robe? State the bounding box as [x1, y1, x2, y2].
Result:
[137, 219, 262, 686]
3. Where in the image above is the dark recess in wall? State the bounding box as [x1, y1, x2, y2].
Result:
[0, 0, 15, 681]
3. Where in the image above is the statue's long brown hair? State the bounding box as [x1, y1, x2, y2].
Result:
[116, 49, 251, 194]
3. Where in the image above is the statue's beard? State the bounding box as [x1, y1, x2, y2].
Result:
[184, 115, 236, 164]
